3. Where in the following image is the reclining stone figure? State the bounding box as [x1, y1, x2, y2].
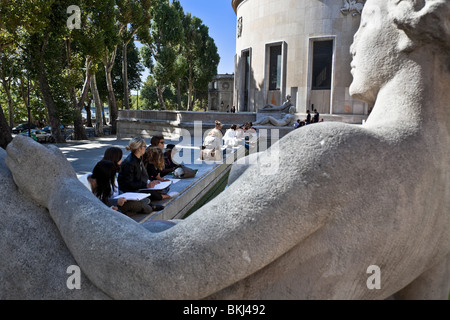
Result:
[259, 95, 292, 112]
[1, 0, 450, 299]
[253, 106, 296, 127]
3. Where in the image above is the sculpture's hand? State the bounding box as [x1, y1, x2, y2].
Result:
[5, 135, 77, 208]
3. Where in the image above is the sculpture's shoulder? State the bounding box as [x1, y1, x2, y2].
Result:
[286, 122, 373, 149]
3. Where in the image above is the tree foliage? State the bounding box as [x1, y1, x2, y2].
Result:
[1, 0, 222, 145]
[140, 1, 219, 111]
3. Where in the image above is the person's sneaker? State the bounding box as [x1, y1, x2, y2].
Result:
[168, 191, 179, 198]
[151, 205, 165, 211]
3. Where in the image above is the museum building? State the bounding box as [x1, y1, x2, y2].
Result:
[232, 0, 368, 121]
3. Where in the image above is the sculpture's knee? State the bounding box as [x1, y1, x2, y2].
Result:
[393, 255, 450, 300]
[228, 152, 261, 185]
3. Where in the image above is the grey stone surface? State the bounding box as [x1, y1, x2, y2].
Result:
[1, 0, 450, 299]
[0, 148, 109, 299]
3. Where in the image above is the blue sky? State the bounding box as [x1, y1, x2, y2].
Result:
[137, 0, 236, 86]
[179, 0, 237, 75]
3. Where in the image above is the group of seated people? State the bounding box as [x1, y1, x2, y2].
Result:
[79, 135, 184, 217]
[201, 120, 258, 160]
[294, 109, 323, 128]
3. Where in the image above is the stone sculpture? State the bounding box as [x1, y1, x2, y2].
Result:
[341, 0, 365, 16]
[254, 106, 296, 126]
[1, 0, 450, 299]
[259, 95, 292, 112]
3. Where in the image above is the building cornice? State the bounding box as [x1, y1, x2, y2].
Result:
[231, 0, 244, 14]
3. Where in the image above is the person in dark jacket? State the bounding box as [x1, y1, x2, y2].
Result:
[118, 137, 164, 210]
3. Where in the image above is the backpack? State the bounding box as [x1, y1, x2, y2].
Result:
[173, 165, 197, 179]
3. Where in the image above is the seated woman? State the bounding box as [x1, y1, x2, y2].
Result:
[201, 120, 224, 160]
[162, 144, 179, 177]
[144, 146, 178, 199]
[101, 146, 153, 215]
[223, 124, 238, 147]
[87, 160, 152, 216]
[79, 158, 154, 216]
[80, 160, 124, 210]
[144, 146, 170, 183]
[101, 146, 123, 199]
[163, 144, 197, 179]
[117, 137, 164, 210]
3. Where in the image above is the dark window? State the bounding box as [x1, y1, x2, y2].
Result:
[269, 45, 282, 90]
[312, 40, 333, 90]
[243, 50, 250, 111]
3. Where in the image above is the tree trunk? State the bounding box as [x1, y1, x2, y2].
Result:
[0, 61, 14, 127]
[4, 82, 13, 128]
[156, 85, 166, 110]
[85, 98, 93, 128]
[0, 104, 12, 150]
[18, 76, 31, 126]
[177, 78, 182, 110]
[104, 51, 118, 134]
[122, 41, 130, 110]
[102, 103, 107, 126]
[68, 44, 90, 141]
[90, 73, 103, 137]
[36, 34, 64, 143]
[187, 65, 194, 111]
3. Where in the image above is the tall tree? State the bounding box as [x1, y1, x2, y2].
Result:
[101, 0, 151, 133]
[1, 0, 65, 142]
[193, 29, 220, 106]
[180, 14, 220, 110]
[31, 29, 66, 142]
[90, 71, 103, 136]
[96, 42, 144, 110]
[141, 0, 183, 110]
[0, 103, 12, 149]
[171, 0, 188, 110]
[65, 0, 114, 140]
[100, 1, 121, 134]
[0, 51, 16, 128]
[117, 0, 152, 110]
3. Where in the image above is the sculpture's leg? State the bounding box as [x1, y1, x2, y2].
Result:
[394, 254, 450, 300]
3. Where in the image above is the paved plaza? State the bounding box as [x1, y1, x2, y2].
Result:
[55, 135, 237, 221]
[55, 135, 200, 178]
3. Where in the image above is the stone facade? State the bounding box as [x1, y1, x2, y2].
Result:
[232, 0, 368, 118]
[208, 74, 235, 112]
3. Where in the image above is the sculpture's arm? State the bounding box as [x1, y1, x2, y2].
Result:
[5, 135, 333, 299]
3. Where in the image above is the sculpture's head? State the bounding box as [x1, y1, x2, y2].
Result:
[349, 0, 450, 104]
[289, 106, 296, 114]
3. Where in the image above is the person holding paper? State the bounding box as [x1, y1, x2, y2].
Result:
[118, 137, 165, 210]
[144, 146, 171, 200]
[144, 147, 170, 182]
[87, 160, 126, 211]
[89, 160, 154, 216]
[118, 137, 158, 192]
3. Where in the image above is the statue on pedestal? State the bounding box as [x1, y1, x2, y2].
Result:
[258, 95, 292, 113]
[254, 106, 296, 126]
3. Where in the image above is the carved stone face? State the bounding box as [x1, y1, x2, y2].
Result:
[349, 0, 402, 104]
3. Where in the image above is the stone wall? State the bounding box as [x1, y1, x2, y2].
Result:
[233, 0, 369, 116]
[117, 110, 257, 139]
[117, 109, 366, 141]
